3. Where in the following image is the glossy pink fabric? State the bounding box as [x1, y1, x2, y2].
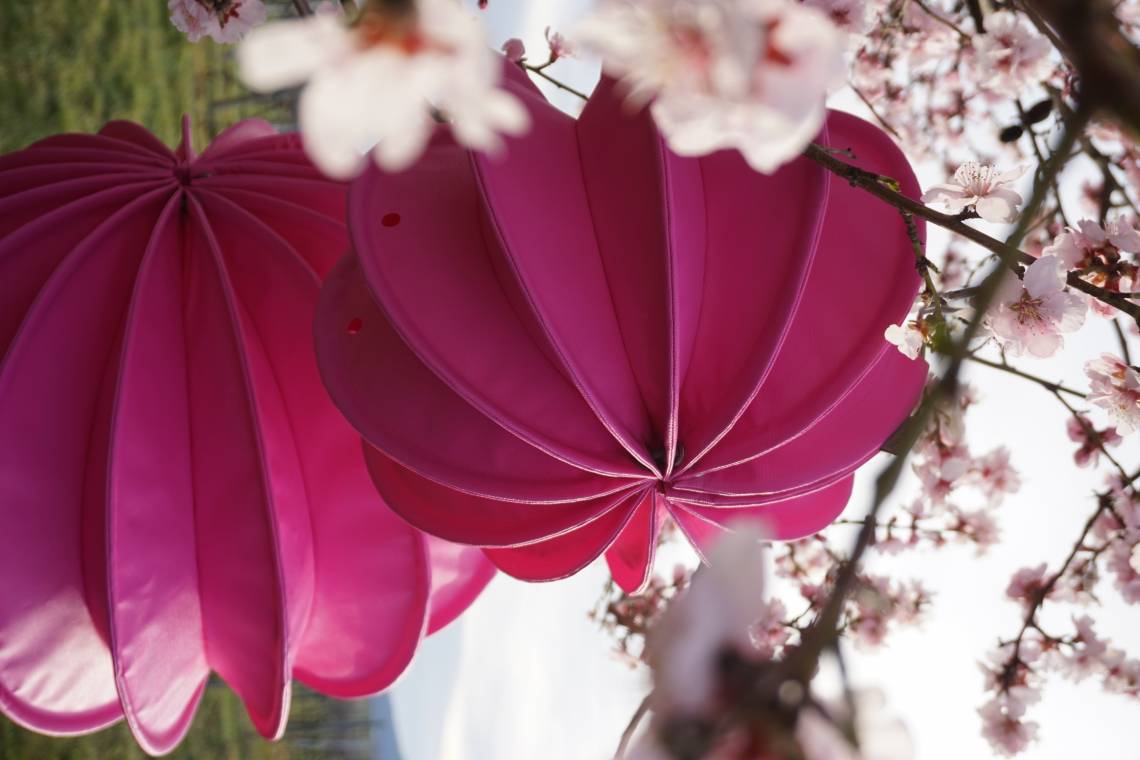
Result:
[0, 119, 494, 755]
[315, 69, 928, 594]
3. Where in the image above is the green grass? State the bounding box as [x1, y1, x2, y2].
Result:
[0, 0, 292, 153]
[0, 681, 379, 759]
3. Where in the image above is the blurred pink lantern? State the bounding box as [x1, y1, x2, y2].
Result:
[315, 67, 928, 595]
[0, 119, 493, 754]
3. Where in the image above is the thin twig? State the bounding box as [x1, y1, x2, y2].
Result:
[615, 696, 651, 759]
[803, 137, 1140, 325]
[851, 84, 904, 141]
[789, 108, 1089, 684]
[520, 62, 590, 101]
[1006, 495, 1111, 663]
[1113, 319, 1134, 365]
[964, 354, 1087, 398]
[909, 0, 973, 41]
[1051, 389, 1132, 482]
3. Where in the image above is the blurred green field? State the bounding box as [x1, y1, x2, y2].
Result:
[0, 680, 380, 759]
[0, 0, 292, 152]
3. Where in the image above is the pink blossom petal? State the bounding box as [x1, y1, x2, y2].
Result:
[974, 188, 1022, 223]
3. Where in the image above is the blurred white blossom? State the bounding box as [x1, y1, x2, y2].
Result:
[237, 0, 528, 177]
[970, 10, 1053, 96]
[885, 321, 924, 359]
[575, 0, 846, 173]
[1086, 354, 1140, 434]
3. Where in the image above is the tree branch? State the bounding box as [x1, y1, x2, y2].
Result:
[1025, 0, 1140, 133]
[802, 142, 1140, 325]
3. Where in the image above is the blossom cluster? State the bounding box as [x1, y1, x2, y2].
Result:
[575, 0, 847, 173]
[590, 564, 691, 668]
[980, 487, 1140, 755]
[626, 531, 913, 760]
[169, 0, 267, 44]
[773, 535, 932, 650]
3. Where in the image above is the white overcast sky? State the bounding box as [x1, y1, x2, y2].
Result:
[388, 2, 1140, 758]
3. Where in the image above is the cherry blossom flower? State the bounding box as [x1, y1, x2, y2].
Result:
[851, 48, 893, 101]
[575, 0, 846, 173]
[1048, 219, 1140, 268]
[849, 576, 930, 648]
[954, 508, 1001, 551]
[1107, 539, 1140, 603]
[978, 641, 1043, 756]
[884, 320, 924, 359]
[1052, 555, 1099, 604]
[979, 696, 1039, 757]
[970, 10, 1053, 97]
[899, 0, 957, 63]
[750, 598, 791, 658]
[981, 641, 1044, 706]
[970, 447, 1021, 504]
[1085, 354, 1140, 433]
[803, 0, 873, 36]
[501, 37, 526, 63]
[915, 453, 970, 504]
[1066, 415, 1122, 467]
[1120, 0, 1140, 26]
[1043, 218, 1140, 316]
[987, 255, 1086, 358]
[544, 26, 571, 60]
[237, 0, 528, 177]
[169, 0, 266, 44]
[1054, 616, 1110, 682]
[938, 245, 970, 289]
[1088, 120, 1128, 146]
[922, 162, 1026, 223]
[1005, 563, 1050, 608]
[1104, 653, 1140, 697]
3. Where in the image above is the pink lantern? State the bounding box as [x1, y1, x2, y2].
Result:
[0, 119, 493, 754]
[316, 70, 928, 595]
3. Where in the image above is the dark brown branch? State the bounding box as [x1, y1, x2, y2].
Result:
[966, 0, 986, 32]
[1006, 494, 1112, 663]
[964, 354, 1087, 398]
[1114, 319, 1134, 365]
[520, 61, 590, 101]
[1026, 0, 1140, 133]
[789, 112, 1088, 685]
[802, 144, 1140, 326]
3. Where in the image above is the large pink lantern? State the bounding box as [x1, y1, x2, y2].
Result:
[0, 119, 493, 754]
[315, 70, 929, 595]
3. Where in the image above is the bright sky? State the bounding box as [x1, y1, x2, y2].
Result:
[389, 2, 1140, 758]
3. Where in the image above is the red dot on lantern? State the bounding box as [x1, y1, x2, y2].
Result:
[346, 318, 363, 335]
[381, 213, 401, 227]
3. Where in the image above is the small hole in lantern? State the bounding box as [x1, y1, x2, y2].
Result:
[381, 213, 401, 227]
[346, 318, 363, 335]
